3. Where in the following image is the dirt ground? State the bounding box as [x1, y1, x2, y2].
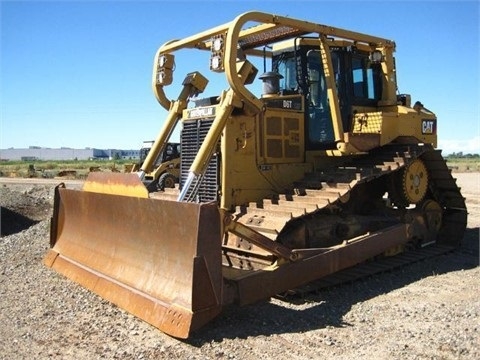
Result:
[0, 173, 478, 359]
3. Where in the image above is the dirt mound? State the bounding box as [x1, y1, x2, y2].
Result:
[0, 186, 53, 236]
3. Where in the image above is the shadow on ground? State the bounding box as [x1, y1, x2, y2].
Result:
[187, 227, 479, 345]
[0, 206, 39, 237]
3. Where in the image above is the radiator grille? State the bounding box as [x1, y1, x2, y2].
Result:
[180, 118, 219, 203]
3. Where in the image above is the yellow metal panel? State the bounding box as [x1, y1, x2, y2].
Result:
[351, 111, 383, 134]
[261, 110, 304, 163]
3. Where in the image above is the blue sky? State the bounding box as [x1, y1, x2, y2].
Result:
[1, 0, 479, 154]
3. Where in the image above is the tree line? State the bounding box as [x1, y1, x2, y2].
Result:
[446, 152, 479, 158]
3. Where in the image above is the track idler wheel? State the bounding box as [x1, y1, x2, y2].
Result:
[403, 199, 443, 246]
[422, 200, 443, 233]
[420, 200, 443, 244]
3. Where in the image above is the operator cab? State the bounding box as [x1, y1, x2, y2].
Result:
[272, 40, 384, 150]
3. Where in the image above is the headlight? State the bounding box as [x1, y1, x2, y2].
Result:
[210, 56, 222, 71]
[370, 50, 383, 63]
[158, 54, 174, 68]
[213, 37, 223, 52]
[156, 54, 174, 85]
[157, 70, 172, 85]
[210, 34, 225, 72]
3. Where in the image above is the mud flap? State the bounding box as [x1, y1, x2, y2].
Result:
[44, 183, 223, 339]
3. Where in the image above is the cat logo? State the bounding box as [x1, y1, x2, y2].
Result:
[421, 119, 436, 135]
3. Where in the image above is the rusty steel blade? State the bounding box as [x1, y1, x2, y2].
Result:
[44, 186, 223, 338]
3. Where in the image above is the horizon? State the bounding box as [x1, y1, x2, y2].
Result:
[1, 144, 480, 157]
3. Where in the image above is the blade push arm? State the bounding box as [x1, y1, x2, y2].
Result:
[139, 72, 208, 177]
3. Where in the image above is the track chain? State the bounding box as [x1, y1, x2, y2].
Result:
[232, 144, 467, 287]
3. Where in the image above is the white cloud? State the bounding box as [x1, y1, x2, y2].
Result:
[438, 136, 480, 155]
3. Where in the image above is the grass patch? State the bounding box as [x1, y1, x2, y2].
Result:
[444, 156, 480, 172]
[0, 159, 132, 178]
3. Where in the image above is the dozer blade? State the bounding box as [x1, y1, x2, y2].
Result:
[44, 178, 223, 339]
[81, 172, 151, 198]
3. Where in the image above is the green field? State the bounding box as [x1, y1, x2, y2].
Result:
[0, 159, 131, 179]
[444, 155, 480, 172]
[0, 155, 478, 179]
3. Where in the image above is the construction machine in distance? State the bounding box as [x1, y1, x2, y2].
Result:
[126, 140, 181, 191]
[44, 11, 467, 339]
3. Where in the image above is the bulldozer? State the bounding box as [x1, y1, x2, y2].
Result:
[126, 140, 181, 191]
[44, 11, 467, 339]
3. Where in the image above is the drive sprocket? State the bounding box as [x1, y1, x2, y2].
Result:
[390, 158, 429, 207]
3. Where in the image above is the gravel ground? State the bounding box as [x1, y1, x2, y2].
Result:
[0, 173, 478, 360]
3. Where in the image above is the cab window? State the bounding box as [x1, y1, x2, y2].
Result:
[276, 53, 298, 93]
[351, 55, 382, 103]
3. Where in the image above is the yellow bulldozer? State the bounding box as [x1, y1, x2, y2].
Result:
[44, 12, 467, 339]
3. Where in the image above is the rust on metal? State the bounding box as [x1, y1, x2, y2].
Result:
[224, 213, 297, 261]
[49, 183, 64, 247]
[231, 224, 409, 306]
[45, 187, 223, 338]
